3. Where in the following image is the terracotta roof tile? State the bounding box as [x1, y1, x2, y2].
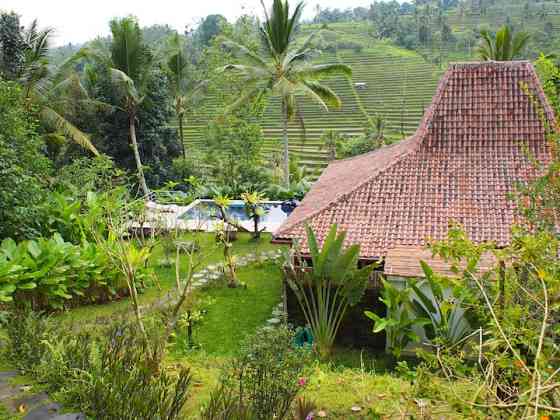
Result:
[274, 61, 556, 261]
[384, 246, 496, 278]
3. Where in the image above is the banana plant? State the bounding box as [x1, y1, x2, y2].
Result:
[285, 224, 375, 358]
[365, 279, 428, 359]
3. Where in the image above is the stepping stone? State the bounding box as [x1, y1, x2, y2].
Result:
[193, 273, 204, 279]
[272, 310, 283, 317]
[15, 392, 50, 409]
[267, 318, 281, 325]
[0, 382, 20, 400]
[0, 371, 17, 382]
[51, 414, 86, 420]
[23, 402, 62, 420]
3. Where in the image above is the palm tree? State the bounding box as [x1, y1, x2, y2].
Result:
[85, 17, 153, 196]
[165, 33, 206, 160]
[18, 20, 99, 155]
[220, 0, 351, 186]
[319, 129, 340, 161]
[478, 25, 530, 61]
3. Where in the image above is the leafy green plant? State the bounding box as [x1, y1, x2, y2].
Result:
[365, 279, 426, 359]
[214, 195, 240, 288]
[5, 312, 192, 419]
[3, 309, 50, 372]
[408, 262, 474, 349]
[478, 25, 530, 61]
[0, 234, 123, 310]
[241, 191, 268, 239]
[285, 224, 374, 358]
[202, 326, 309, 419]
[78, 324, 192, 419]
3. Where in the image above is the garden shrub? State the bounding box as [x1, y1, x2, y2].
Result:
[3, 309, 51, 372]
[0, 234, 125, 310]
[72, 324, 191, 420]
[0, 80, 50, 241]
[202, 326, 310, 419]
[4, 312, 192, 419]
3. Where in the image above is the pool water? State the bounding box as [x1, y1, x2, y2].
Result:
[180, 200, 289, 231]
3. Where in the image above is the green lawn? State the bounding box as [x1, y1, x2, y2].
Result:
[179, 261, 283, 356]
[57, 232, 282, 326]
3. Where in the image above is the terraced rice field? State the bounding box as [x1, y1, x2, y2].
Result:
[174, 26, 442, 177]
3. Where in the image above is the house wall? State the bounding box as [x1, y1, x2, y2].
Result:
[284, 279, 387, 350]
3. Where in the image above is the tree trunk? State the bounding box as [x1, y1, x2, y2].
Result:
[498, 260, 506, 321]
[178, 113, 186, 160]
[129, 114, 150, 197]
[254, 215, 260, 240]
[282, 101, 290, 187]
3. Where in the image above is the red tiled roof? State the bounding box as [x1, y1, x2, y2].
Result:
[274, 61, 557, 260]
[384, 246, 497, 278]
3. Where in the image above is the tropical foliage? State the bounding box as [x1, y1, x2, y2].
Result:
[0, 13, 99, 154]
[477, 25, 530, 61]
[220, 0, 351, 185]
[0, 80, 51, 241]
[285, 224, 374, 357]
[0, 235, 123, 310]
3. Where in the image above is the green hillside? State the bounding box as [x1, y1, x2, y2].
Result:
[174, 25, 442, 178]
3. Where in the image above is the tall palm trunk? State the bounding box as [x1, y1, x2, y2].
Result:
[129, 113, 150, 197]
[178, 113, 186, 160]
[282, 100, 290, 186]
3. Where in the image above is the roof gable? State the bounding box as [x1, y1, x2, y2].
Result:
[274, 61, 556, 259]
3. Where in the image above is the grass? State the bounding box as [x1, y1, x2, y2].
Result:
[179, 261, 283, 356]
[56, 232, 281, 325]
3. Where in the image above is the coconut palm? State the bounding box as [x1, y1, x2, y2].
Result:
[84, 17, 153, 196]
[220, 0, 351, 186]
[165, 33, 206, 160]
[319, 129, 340, 161]
[17, 20, 99, 155]
[478, 25, 530, 61]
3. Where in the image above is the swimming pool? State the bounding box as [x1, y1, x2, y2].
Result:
[180, 199, 289, 233]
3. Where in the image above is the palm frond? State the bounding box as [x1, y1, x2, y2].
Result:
[512, 31, 530, 58]
[302, 81, 342, 109]
[260, 0, 304, 57]
[477, 29, 495, 61]
[217, 36, 268, 68]
[110, 68, 142, 106]
[294, 63, 352, 81]
[223, 85, 263, 115]
[109, 17, 153, 88]
[40, 107, 99, 155]
[220, 64, 269, 81]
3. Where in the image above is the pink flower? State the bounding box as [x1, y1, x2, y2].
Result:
[298, 377, 307, 387]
